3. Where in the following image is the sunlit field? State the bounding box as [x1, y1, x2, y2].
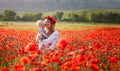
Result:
[0, 22, 120, 71]
[0, 22, 120, 30]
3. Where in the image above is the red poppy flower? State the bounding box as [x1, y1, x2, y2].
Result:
[24, 42, 37, 52]
[19, 56, 30, 65]
[90, 64, 99, 71]
[72, 66, 80, 71]
[93, 43, 100, 49]
[59, 39, 68, 48]
[0, 67, 9, 71]
[29, 51, 38, 59]
[110, 57, 118, 64]
[67, 51, 74, 56]
[90, 59, 99, 64]
[14, 64, 22, 71]
[6, 57, 11, 61]
[29, 67, 41, 71]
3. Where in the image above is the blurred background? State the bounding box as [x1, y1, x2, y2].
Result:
[0, 0, 120, 30]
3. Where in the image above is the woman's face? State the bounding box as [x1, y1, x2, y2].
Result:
[44, 19, 52, 28]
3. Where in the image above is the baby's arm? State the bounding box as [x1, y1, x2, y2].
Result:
[36, 33, 42, 43]
[40, 32, 48, 38]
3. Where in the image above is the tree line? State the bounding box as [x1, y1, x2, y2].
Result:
[0, 10, 120, 24]
[0, 10, 42, 21]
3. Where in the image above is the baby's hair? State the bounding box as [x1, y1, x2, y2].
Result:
[36, 20, 43, 26]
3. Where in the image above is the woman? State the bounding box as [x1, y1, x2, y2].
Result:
[36, 16, 58, 51]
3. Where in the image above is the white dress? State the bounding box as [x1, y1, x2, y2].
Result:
[37, 31, 58, 50]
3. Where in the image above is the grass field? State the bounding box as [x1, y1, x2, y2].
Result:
[0, 22, 120, 30]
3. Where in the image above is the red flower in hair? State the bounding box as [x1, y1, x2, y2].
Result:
[45, 16, 56, 24]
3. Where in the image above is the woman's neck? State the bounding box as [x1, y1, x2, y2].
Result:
[45, 28, 55, 36]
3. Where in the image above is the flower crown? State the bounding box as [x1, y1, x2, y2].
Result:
[45, 16, 56, 24]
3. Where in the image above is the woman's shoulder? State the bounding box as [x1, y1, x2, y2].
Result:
[53, 30, 58, 35]
[50, 30, 58, 37]
[54, 30, 58, 33]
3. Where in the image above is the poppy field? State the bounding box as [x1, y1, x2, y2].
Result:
[0, 27, 120, 71]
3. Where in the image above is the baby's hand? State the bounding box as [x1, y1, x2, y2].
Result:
[40, 32, 48, 38]
[38, 34, 42, 40]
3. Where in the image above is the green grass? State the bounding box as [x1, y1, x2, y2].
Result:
[0, 21, 120, 30]
[56, 22, 120, 30]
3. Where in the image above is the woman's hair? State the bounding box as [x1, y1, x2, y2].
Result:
[45, 16, 56, 25]
[45, 16, 56, 35]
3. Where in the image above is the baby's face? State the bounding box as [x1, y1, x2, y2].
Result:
[39, 22, 45, 28]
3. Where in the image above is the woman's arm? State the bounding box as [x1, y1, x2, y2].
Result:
[38, 31, 58, 50]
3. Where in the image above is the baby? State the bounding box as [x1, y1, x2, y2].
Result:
[36, 20, 47, 43]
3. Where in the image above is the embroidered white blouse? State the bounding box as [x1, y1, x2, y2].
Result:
[37, 31, 58, 50]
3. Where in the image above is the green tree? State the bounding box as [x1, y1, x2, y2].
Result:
[22, 13, 34, 21]
[104, 12, 120, 23]
[68, 13, 80, 22]
[15, 15, 21, 21]
[54, 12, 64, 21]
[80, 11, 89, 22]
[3, 10, 16, 21]
[33, 13, 43, 21]
[0, 14, 3, 21]
[91, 13, 101, 22]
